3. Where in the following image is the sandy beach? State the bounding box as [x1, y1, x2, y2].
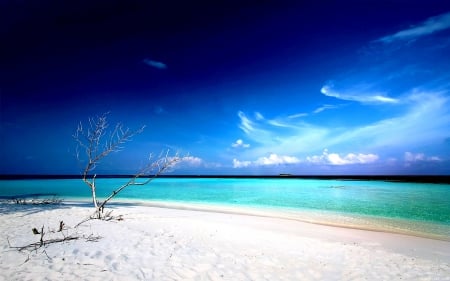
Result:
[1, 202, 449, 281]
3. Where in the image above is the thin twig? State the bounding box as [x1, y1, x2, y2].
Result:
[73, 113, 182, 223]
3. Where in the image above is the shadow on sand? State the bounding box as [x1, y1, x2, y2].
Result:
[0, 197, 142, 216]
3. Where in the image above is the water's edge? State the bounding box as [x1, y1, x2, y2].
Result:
[61, 198, 450, 242]
[2, 178, 449, 241]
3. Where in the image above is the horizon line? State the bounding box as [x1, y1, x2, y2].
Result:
[1, 174, 449, 183]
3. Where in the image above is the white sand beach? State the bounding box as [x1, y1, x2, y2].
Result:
[1, 202, 449, 281]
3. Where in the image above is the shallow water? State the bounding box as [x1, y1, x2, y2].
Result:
[1, 178, 449, 238]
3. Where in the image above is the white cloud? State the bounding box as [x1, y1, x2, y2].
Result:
[238, 111, 255, 134]
[236, 92, 449, 162]
[404, 152, 425, 162]
[378, 12, 450, 43]
[179, 156, 203, 166]
[404, 152, 441, 162]
[287, 105, 338, 119]
[288, 112, 308, 119]
[237, 110, 331, 156]
[143, 59, 167, 69]
[231, 139, 250, 148]
[254, 112, 265, 120]
[233, 158, 251, 168]
[337, 92, 450, 149]
[306, 149, 379, 165]
[237, 111, 277, 145]
[429, 156, 442, 161]
[313, 104, 339, 114]
[254, 154, 300, 166]
[267, 119, 294, 128]
[233, 153, 300, 168]
[321, 84, 398, 104]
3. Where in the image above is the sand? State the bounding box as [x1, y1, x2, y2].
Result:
[1, 202, 449, 281]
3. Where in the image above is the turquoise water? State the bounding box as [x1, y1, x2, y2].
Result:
[1, 178, 450, 238]
[1, 178, 449, 224]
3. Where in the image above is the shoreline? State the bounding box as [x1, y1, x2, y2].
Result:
[1, 202, 449, 280]
[2, 197, 449, 241]
[63, 199, 450, 242]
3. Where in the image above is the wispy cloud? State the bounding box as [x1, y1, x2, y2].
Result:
[237, 110, 329, 155]
[238, 111, 255, 134]
[234, 11, 450, 171]
[236, 91, 449, 161]
[321, 84, 399, 104]
[254, 112, 265, 120]
[313, 104, 339, 114]
[267, 119, 296, 128]
[169, 156, 203, 166]
[404, 152, 441, 163]
[306, 149, 378, 165]
[293, 12, 450, 173]
[378, 12, 450, 43]
[233, 153, 300, 168]
[231, 139, 250, 148]
[326, 92, 450, 150]
[237, 111, 277, 144]
[166, 155, 203, 173]
[143, 58, 167, 69]
[288, 112, 308, 119]
[233, 159, 252, 168]
[286, 105, 338, 119]
[180, 156, 203, 166]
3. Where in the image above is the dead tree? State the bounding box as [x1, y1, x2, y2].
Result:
[73, 113, 180, 219]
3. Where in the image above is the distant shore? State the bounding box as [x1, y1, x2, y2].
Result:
[1, 202, 450, 280]
[2, 174, 450, 183]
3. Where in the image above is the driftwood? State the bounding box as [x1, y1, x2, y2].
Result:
[7, 220, 101, 263]
[75, 209, 124, 228]
[2, 196, 62, 205]
[8, 234, 80, 252]
[8, 113, 182, 261]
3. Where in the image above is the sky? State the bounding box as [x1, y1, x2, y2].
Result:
[1, 0, 450, 175]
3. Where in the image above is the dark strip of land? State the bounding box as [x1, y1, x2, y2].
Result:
[1, 174, 449, 183]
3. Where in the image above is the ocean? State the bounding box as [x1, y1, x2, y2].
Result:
[1, 177, 449, 239]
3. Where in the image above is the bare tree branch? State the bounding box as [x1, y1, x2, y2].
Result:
[73, 113, 146, 209]
[73, 113, 180, 220]
[96, 150, 180, 216]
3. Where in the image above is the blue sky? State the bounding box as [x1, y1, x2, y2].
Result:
[1, 1, 450, 175]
